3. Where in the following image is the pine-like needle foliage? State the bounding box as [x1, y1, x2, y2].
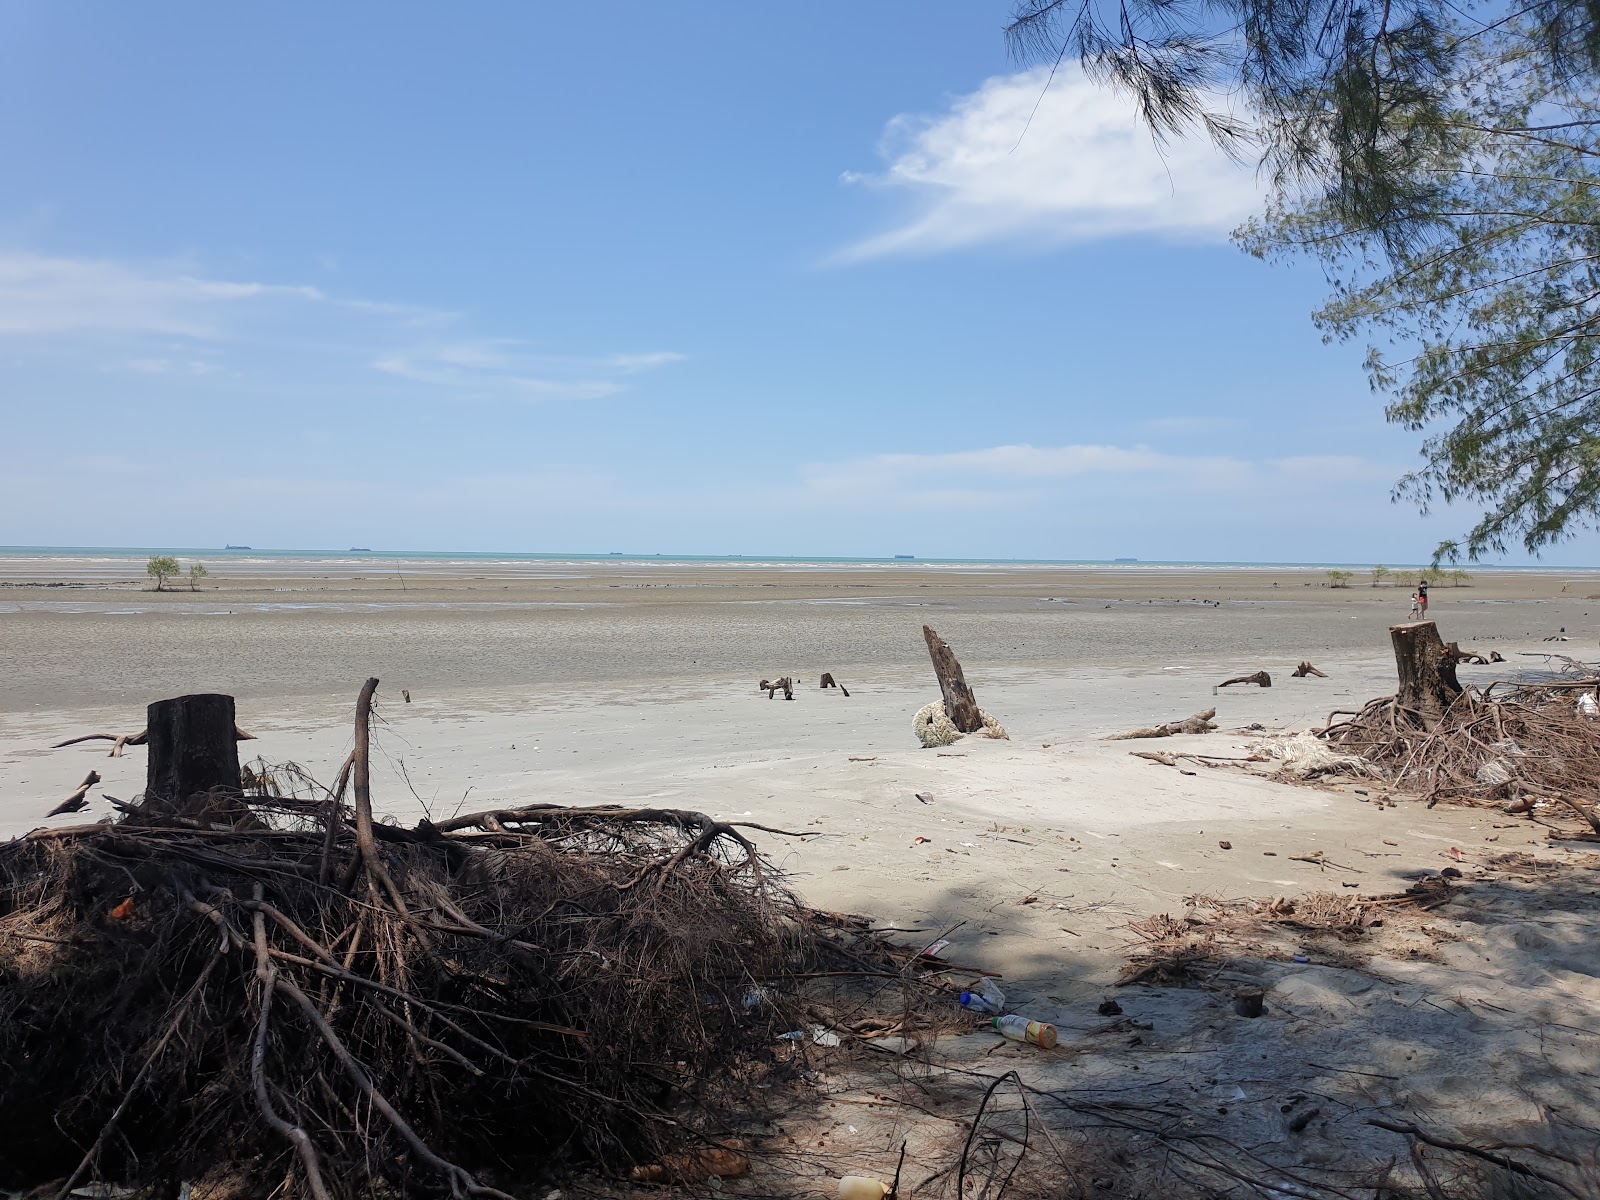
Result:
[1012, 1, 1600, 559]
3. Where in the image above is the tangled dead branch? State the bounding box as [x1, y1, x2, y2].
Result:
[1117, 879, 1460, 986]
[1317, 678, 1600, 813]
[0, 679, 942, 1198]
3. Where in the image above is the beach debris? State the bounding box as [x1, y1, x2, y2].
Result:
[758, 676, 795, 700]
[52, 729, 149, 758]
[912, 836, 931, 845]
[402, 688, 411, 702]
[991, 1014, 1058, 1048]
[1289, 850, 1355, 872]
[1249, 731, 1371, 780]
[1291, 661, 1328, 678]
[1443, 641, 1494, 665]
[1233, 991, 1265, 1018]
[1218, 840, 1232, 850]
[1107, 708, 1217, 741]
[1314, 622, 1600, 814]
[1119, 881, 1458, 987]
[838, 1176, 890, 1200]
[915, 792, 933, 804]
[53, 719, 254, 759]
[914, 701, 1008, 748]
[3, 677, 965, 1197]
[1219, 671, 1272, 688]
[630, 1145, 750, 1184]
[922, 625, 984, 732]
[1096, 999, 1122, 1016]
[48, 770, 101, 816]
[848, 756, 876, 762]
[820, 672, 850, 697]
[959, 978, 1006, 1014]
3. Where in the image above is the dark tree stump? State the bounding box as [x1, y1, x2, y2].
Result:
[1390, 621, 1462, 726]
[923, 625, 982, 733]
[146, 693, 242, 802]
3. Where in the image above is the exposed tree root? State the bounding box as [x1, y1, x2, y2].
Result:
[3, 679, 945, 1198]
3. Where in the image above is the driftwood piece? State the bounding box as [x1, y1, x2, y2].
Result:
[1291, 662, 1328, 678]
[1108, 708, 1218, 740]
[54, 725, 250, 757]
[1443, 641, 1493, 666]
[146, 694, 243, 803]
[922, 626, 981, 733]
[758, 677, 794, 700]
[48, 771, 101, 816]
[819, 673, 851, 697]
[1219, 671, 1272, 688]
[1390, 621, 1462, 727]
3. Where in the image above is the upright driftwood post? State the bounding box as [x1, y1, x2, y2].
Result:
[1390, 621, 1462, 726]
[923, 625, 982, 733]
[145, 693, 242, 802]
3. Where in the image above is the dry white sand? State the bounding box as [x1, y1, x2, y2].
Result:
[4, 557, 1598, 1191]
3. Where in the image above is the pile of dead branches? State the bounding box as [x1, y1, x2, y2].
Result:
[1317, 678, 1600, 822]
[1118, 880, 1459, 986]
[0, 679, 936, 1198]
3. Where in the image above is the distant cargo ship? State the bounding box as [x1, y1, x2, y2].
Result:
[895, 554, 915, 560]
[1114, 557, 1138, 563]
[224, 544, 251, 550]
[350, 547, 372, 552]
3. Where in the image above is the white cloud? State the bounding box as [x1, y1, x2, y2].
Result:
[609, 351, 687, 373]
[371, 340, 684, 402]
[0, 251, 325, 337]
[837, 66, 1261, 261]
[0, 249, 681, 403]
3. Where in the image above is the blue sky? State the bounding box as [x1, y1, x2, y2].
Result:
[1, 1, 1592, 565]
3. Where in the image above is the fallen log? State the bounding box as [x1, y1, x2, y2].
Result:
[1291, 662, 1327, 678]
[1219, 671, 1272, 688]
[1108, 708, 1217, 740]
[922, 626, 982, 733]
[47, 771, 101, 816]
[758, 677, 794, 700]
[1444, 642, 1491, 666]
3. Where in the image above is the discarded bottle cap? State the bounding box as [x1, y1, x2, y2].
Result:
[838, 1177, 889, 1200]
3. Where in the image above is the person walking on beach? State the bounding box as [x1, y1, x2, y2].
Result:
[1407, 578, 1428, 619]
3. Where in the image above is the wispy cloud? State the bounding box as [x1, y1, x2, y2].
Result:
[836, 66, 1260, 262]
[0, 251, 326, 337]
[371, 341, 684, 401]
[0, 249, 683, 402]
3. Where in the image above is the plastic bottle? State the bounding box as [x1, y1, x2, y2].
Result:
[992, 1014, 1058, 1049]
[960, 991, 1002, 1015]
[838, 1176, 889, 1200]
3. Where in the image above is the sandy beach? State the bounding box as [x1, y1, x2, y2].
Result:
[5, 555, 1599, 1192]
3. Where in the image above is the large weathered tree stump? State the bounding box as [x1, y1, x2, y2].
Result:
[146, 693, 243, 802]
[922, 625, 982, 733]
[1390, 621, 1462, 726]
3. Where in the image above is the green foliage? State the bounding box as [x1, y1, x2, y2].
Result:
[1371, 564, 1391, 586]
[1006, 1, 1600, 243]
[146, 556, 179, 591]
[1012, 2, 1600, 559]
[1327, 568, 1354, 587]
[188, 563, 208, 591]
[1238, 24, 1600, 561]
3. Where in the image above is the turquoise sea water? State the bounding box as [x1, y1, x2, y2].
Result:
[0, 546, 1593, 571]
